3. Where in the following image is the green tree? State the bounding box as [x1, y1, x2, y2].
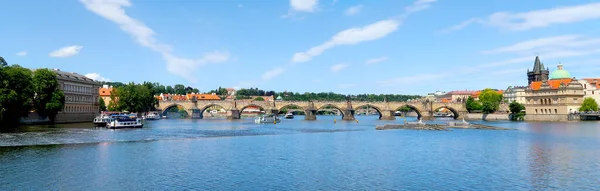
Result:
[99, 98, 107, 112]
[0, 56, 7, 67]
[254, 97, 265, 101]
[174, 84, 186, 95]
[32, 69, 65, 122]
[579, 97, 599, 111]
[509, 101, 526, 121]
[479, 89, 503, 113]
[509, 101, 525, 114]
[114, 83, 157, 113]
[466, 96, 482, 112]
[397, 105, 413, 116]
[0, 65, 35, 126]
[166, 86, 174, 94]
[107, 88, 120, 111]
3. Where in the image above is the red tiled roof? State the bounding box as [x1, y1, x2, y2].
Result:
[582, 78, 600, 89]
[99, 87, 112, 96]
[530, 79, 572, 90]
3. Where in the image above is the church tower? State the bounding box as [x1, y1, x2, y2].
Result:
[527, 56, 549, 84]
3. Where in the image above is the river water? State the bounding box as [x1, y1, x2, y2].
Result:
[1, 116, 599, 190]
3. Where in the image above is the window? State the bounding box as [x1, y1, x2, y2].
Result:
[555, 109, 558, 114]
[535, 109, 538, 114]
[593, 91, 595, 95]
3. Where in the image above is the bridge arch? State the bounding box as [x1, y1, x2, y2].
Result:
[433, 106, 460, 119]
[354, 104, 384, 119]
[238, 104, 266, 118]
[198, 104, 227, 119]
[396, 105, 423, 120]
[317, 104, 345, 118]
[161, 104, 188, 118]
[277, 104, 306, 115]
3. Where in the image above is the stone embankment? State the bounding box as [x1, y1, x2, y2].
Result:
[375, 123, 512, 131]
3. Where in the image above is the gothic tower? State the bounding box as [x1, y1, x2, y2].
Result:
[527, 56, 549, 84]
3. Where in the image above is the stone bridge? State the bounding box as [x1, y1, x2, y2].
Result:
[156, 100, 467, 120]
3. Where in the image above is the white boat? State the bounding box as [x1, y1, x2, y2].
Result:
[93, 114, 113, 127]
[254, 114, 281, 124]
[106, 116, 144, 129]
[284, 113, 294, 119]
[145, 112, 161, 120]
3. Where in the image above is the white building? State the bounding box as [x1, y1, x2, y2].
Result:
[504, 86, 527, 104]
[579, 78, 600, 102]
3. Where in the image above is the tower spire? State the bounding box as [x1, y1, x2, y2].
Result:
[533, 56, 542, 72]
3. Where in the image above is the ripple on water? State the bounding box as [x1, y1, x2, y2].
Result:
[1, 117, 600, 190]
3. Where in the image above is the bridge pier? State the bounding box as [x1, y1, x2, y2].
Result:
[190, 109, 202, 119]
[421, 111, 435, 120]
[304, 109, 317, 120]
[266, 109, 279, 115]
[342, 109, 355, 120]
[227, 109, 241, 119]
[380, 110, 396, 120]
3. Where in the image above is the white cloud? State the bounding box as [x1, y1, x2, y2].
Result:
[16, 51, 27, 56]
[443, 3, 600, 32]
[80, 0, 230, 83]
[291, 0, 435, 63]
[290, 0, 318, 12]
[482, 35, 600, 54]
[312, 79, 321, 83]
[403, 0, 437, 16]
[261, 68, 286, 80]
[84, 73, 111, 82]
[49, 45, 83, 58]
[345, 5, 363, 16]
[292, 20, 399, 63]
[330, 64, 348, 72]
[365, 56, 388, 64]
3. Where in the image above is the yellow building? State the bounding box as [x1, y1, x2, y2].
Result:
[524, 63, 584, 121]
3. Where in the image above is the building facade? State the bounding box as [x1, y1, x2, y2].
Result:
[524, 63, 584, 121]
[53, 69, 101, 123]
[503, 86, 527, 104]
[99, 85, 113, 106]
[579, 78, 600, 102]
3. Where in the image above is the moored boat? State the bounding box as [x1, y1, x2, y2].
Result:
[106, 116, 144, 129]
[284, 113, 294, 119]
[145, 112, 161, 120]
[93, 115, 113, 127]
[254, 114, 281, 124]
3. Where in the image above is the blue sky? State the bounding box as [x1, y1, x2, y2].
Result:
[2, 0, 600, 95]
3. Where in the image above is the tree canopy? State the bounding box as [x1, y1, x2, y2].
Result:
[0, 65, 35, 126]
[113, 83, 157, 113]
[33, 69, 65, 122]
[478, 89, 503, 113]
[466, 96, 482, 112]
[509, 101, 525, 114]
[579, 97, 598, 111]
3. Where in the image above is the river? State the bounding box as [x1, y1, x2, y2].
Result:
[1, 116, 599, 190]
